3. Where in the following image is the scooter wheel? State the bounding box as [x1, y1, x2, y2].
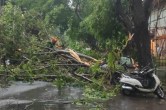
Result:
[155, 86, 165, 99]
[122, 89, 132, 96]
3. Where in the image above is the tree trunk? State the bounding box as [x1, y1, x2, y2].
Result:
[134, 22, 153, 67]
[115, 0, 154, 67]
[131, 0, 153, 67]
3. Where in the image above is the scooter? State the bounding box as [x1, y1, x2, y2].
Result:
[111, 65, 165, 99]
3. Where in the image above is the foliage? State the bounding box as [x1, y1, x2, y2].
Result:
[73, 85, 120, 109]
[14, 0, 72, 35]
[0, 2, 25, 57]
[83, 85, 119, 100]
[0, 1, 48, 59]
[68, 0, 126, 50]
[67, 39, 102, 58]
[90, 63, 101, 74]
[0, 0, 126, 103]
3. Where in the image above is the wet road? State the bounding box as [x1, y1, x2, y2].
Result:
[0, 81, 83, 110]
[106, 94, 166, 110]
[0, 81, 165, 110]
[0, 69, 165, 110]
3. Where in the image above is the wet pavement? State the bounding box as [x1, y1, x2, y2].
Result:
[106, 94, 166, 110]
[0, 81, 83, 110]
[0, 81, 166, 110]
[0, 69, 165, 110]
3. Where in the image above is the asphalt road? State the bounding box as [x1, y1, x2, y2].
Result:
[106, 93, 166, 110]
[0, 80, 166, 110]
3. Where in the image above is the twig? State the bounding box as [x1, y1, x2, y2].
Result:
[22, 55, 30, 61]
[60, 54, 81, 63]
[35, 49, 100, 62]
[56, 63, 88, 67]
[72, 72, 94, 83]
[24, 100, 35, 110]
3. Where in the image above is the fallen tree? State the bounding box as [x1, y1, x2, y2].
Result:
[0, 45, 112, 89]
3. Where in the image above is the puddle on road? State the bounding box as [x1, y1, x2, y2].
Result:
[0, 81, 85, 110]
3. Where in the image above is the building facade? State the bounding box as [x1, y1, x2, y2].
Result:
[149, 6, 166, 58]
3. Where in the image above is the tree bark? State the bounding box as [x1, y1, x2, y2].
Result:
[133, 0, 154, 67]
[133, 22, 152, 67]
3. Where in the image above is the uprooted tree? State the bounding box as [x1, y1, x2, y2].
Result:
[115, 0, 156, 67]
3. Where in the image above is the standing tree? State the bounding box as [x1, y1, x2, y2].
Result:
[69, 0, 125, 51]
[115, 0, 155, 67]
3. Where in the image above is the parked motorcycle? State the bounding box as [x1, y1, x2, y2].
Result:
[111, 65, 165, 99]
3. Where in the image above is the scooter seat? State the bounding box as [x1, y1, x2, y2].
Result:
[130, 74, 142, 80]
[130, 70, 139, 75]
